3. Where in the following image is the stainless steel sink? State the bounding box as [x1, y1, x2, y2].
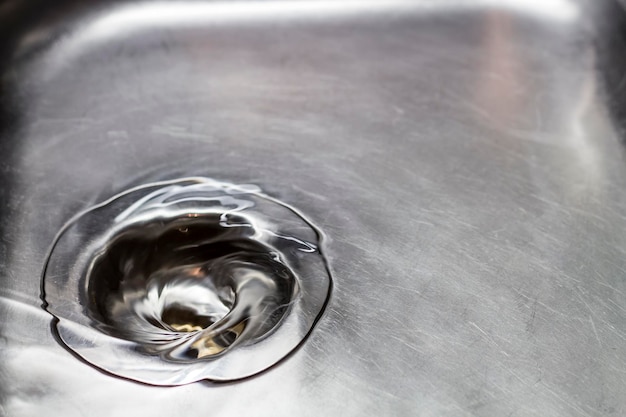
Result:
[2, 0, 626, 415]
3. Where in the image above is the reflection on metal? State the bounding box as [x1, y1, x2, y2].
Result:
[43, 178, 331, 384]
[2, 0, 626, 415]
[73, 0, 581, 30]
[25, 0, 581, 79]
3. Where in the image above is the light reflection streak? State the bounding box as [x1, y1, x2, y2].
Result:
[81, 0, 581, 36]
[31, 0, 580, 78]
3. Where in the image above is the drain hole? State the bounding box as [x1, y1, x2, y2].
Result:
[42, 178, 332, 384]
[161, 305, 215, 332]
[85, 214, 297, 361]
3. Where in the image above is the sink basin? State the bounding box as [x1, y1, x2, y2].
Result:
[2, 0, 626, 415]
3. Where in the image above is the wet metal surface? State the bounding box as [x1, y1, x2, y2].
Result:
[2, 0, 626, 415]
[43, 177, 332, 384]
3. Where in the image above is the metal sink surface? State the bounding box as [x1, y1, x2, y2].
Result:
[2, 0, 626, 415]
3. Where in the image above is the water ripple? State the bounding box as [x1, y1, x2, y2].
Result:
[42, 177, 332, 385]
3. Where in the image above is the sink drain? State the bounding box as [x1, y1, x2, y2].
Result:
[42, 178, 332, 385]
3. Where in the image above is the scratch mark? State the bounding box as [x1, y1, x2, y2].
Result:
[588, 316, 601, 347]
[526, 298, 538, 333]
[381, 283, 423, 298]
[469, 322, 510, 357]
[604, 322, 626, 342]
[606, 298, 626, 314]
[389, 334, 424, 355]
[540, 382, 593, 417]
[593, 275, 625, 296]
[575, 286, 598, 318]
[445, 91, 496, 124]
[512, 288, 570, 319]
[528, 193, 607, 225]
[609, 364, 626, 374]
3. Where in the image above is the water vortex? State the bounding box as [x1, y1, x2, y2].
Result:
[42, 178, 332, 385]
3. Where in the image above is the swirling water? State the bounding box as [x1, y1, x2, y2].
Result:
[42, 178, 332, 385]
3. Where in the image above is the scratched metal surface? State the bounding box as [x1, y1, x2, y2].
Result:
[2, 0, 626, 416]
